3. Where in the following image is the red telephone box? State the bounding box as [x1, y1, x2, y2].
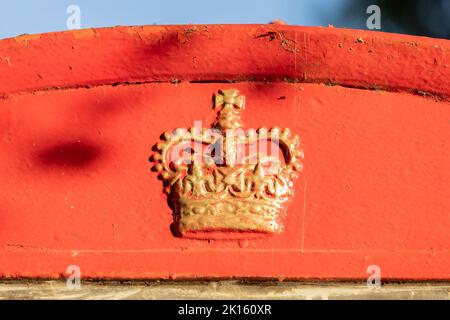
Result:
[0, 25, 449, 280]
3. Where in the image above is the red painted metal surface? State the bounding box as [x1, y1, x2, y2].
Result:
[0, 25, 449, 280]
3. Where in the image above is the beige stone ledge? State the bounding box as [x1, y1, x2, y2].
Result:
[0, 280, 449, 300]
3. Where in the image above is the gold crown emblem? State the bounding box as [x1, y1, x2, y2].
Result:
[150, 89, 303, 239]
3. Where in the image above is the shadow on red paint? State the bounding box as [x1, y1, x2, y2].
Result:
[36, 141, 102, 168]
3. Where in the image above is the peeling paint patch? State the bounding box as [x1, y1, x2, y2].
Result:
[255, 31, 299, 53]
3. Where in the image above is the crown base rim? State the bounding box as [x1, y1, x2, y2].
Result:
[177, 211, 283, 239]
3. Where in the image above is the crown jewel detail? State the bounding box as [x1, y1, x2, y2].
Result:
[150, 89, 303, 239]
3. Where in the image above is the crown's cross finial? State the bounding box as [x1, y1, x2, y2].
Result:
[213, 89, 245, 130]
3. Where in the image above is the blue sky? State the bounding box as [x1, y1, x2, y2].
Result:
[0, 0, 347, 39]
